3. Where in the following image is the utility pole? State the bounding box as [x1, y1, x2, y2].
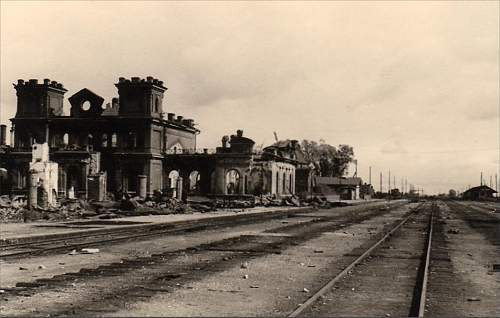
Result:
[401, 178, 404, 194]
[380, 172, 382, 193]
[369, 166, 372, 185]
[496, 174, 498, 193]
[480, 171, 483, 186]
[388, 170, 391, 194]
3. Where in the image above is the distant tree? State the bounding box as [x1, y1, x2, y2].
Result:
[448, 189, 457, 198]
[300, 140, 354, 177]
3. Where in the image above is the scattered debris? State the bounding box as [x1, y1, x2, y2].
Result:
[250, 285, 259, 288]
[241, 261, 249, 269]
[19, 267, 28, 270]
[314, 250, 324, 253]
[68, 250, 77, 255]
[467, 297, 481, 302]
[302, 288, 310, 293]
[243, 275, 249, 279]
[38, 265, 46, 269]
[448, 228, 460, 234]
[81, 248, 99, 254]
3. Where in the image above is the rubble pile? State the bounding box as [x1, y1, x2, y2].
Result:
[0, 195, 27, 222]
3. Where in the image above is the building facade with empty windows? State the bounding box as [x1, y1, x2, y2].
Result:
[0, 77, 198, 197]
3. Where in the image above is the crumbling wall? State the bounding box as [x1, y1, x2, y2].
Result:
[29, 143, 58, 206]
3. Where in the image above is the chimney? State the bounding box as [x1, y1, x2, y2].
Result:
[0, 125, 6, 145]
[43, 78, 50, 85]
[167, 113, 175, 121]
[222, 135, 229, 148]
[177, 115, 183, 122]
[131, 77, 140, 83]
[236, 129, 243, 137]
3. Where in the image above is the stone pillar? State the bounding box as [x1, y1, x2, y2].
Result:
[28, 171, 38, 210]
[214, 167, 226, 194]
[176, 177, 183, 200]
[137, 175, 147, 198]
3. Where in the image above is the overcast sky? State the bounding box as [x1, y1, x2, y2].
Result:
[1, 1, 498, 194]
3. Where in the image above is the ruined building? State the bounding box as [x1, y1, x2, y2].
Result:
[0, 77, 312, 201]
[0, 77, 198, 198]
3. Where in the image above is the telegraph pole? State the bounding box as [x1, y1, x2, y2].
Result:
[480, 171, 483, 186]
[388, 170, 391, 194]
[490, 175, 493, 188]
[380, 172, 382, 193]
[369, 166, 372, 185]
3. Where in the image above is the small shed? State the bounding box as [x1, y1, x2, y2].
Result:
[462, 185, 497, 200]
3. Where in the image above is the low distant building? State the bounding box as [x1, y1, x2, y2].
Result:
[462, 185, 497, 200]
[314, 176, 362, 201]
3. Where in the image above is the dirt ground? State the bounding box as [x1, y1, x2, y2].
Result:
[426, 202, 500, 317]
[0, 202, 412, 317]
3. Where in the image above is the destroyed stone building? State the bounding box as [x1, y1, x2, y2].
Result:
[0, 77, 198, 198]
[0, 77, 314, 202]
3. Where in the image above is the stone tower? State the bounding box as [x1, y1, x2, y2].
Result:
[115, 76, 167, 118]
[14, 79, 67, 118]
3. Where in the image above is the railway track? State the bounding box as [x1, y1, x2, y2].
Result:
[288, 202, 435, 317]
[0, 202, 407, 260]
[0, 208, 313, 259]
[0, 201, 417, 317]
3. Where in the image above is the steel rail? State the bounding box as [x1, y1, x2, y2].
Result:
[417, 203, 434, 318]
[287, 202, 427, 317]
[0, 213, 298, 259]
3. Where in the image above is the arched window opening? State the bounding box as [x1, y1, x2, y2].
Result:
[63, 133, 69, 145]
[111, 133, 118, 147]
[168, 170, 180, 198]
[226, 169, 240, 194]
[189, 171, 200, 192]
[154, 97, 160, 113]
[275, 171, 279, 194]
[128, 131, 137, 148]
[283, 172, 286, 194]
[101, 133, 108, 147]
